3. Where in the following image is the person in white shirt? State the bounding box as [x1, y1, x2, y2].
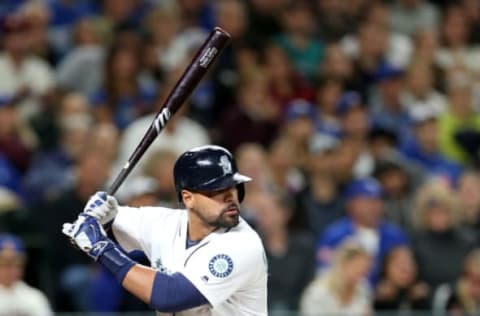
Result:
[300, 240, 372, 316]
[0, 234, 53, 316]
[113, 109, 210, 180]
[0, 15, 55, 119]
[63, 145, 268, 315]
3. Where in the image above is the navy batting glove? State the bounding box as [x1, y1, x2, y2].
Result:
[62, 214, 110, 260]
[62, 214, 135, 282]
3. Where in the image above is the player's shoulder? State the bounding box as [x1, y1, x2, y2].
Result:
[118, 205, 186, 222]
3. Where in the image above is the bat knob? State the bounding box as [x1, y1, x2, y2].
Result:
[213, 26, 231, 39]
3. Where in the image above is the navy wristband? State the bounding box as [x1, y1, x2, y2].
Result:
[97, 242, 136, 283]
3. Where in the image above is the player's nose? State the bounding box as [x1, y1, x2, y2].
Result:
[222, 186, 237, 203]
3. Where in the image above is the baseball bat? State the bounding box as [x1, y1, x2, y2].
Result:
[107, 27, 231, 195]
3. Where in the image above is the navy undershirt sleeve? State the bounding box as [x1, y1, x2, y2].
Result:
[150, 271, 209, 312]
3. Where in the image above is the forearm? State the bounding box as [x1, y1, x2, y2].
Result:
[122, 264, 156, 304]
[99, 247, 208, 312]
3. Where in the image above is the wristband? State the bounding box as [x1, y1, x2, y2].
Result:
[97, 241, 136, 283]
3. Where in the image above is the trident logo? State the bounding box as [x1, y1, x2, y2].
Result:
[219, 155, 232, 175]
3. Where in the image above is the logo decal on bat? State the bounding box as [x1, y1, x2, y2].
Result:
[199, 47, 218, 68]
[153, 108, 172, 133]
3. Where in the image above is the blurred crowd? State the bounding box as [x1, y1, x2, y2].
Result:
[1, 0, 480, 315]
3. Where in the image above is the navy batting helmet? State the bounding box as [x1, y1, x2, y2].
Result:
[173, 145, 252, 202]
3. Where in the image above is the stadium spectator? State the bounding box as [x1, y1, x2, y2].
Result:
[319, 44, 354, 88]
[456, 171, 480, 241]
[23, 93, 92, 204]
[411, 27, 447, 94]
[267, 136, 306, 198]
[301, 240, 372, 316]
[90, 42, 157, 130]
[178, 0, 215, 31]
[462, 0, 480, 44]
[314, 0, 356, 43]
[316, 177, 408, 284]
[219, 71, 279, 151]
[337, 91, 371, 141]
[401, 61, 447, 114]
[274, 0, 324, 81]
[21, 1, 56, 65]
[436, 5, 480, 74]
[373, 158, 418, 231]
[368, 127, 399, 161]
[365, 1, 414, 68]
[438, 70, 480, 165]
[433, 249, 480, 314]
[341, 20, 388, 97]
[390, 0, 440, 36]
[253, 192, 315, 312]
[370, 62, 411, 141]
[0, 233, 53, 315]
[0, 96, 32, 175]
[263, 44, 314, 111]
[56, 17, 104, 96]
[313, 77, 343, 138]
[245, 0, 283, 44]
[297, 134, 344, 236]
[282, 100, 316, 170]
[374, 246, 430, 311]
[235, 142, 272, 195]
[0, 14, 55, 120]
[411, 180, 476, 289]
[336, 92, 374, 179]
[401, 103, 462, 182]
[89, 123, 119, 166]
[142, 149, 178, 206]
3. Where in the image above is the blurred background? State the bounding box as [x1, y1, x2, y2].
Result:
[1, 0, 480, 315]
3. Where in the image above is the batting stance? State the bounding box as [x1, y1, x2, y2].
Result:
[62, 145, 268, 315]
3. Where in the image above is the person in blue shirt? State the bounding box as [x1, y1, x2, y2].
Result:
[400, 104, 462, 184]
[316, 177, 409, 284]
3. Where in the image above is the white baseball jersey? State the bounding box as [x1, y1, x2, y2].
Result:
[112, 206, 268, 316]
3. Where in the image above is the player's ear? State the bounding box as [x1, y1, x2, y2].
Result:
[181, 190, 194, 208]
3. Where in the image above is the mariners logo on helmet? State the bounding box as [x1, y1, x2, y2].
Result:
[173, 145, 251, 202]
[219, 155, 232, 175]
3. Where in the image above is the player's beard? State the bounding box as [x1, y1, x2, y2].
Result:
[193, 203, 240, 229]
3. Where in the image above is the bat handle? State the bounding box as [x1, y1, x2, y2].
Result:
[107, 167, 129, 196]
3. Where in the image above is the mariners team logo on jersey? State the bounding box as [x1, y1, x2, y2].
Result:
[208, 254, 233, 278]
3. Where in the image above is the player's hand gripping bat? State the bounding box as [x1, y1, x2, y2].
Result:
[107, 27, 231, 195]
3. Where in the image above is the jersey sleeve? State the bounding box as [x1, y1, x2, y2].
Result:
[112, 206, 178, 254]
[178, 233, 267, 308]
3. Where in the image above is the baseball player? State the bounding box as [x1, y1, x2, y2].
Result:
[62, 145, 268, 315]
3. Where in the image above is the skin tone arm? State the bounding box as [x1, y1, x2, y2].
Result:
[122, 264, 156, 304]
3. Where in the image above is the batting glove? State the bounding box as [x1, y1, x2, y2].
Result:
[83, 191, 118, 227]
[62, 214, 135, 282]
[62, 214, 111, 260]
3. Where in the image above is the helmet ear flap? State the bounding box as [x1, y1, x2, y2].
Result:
[237, 183, 245, 203]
